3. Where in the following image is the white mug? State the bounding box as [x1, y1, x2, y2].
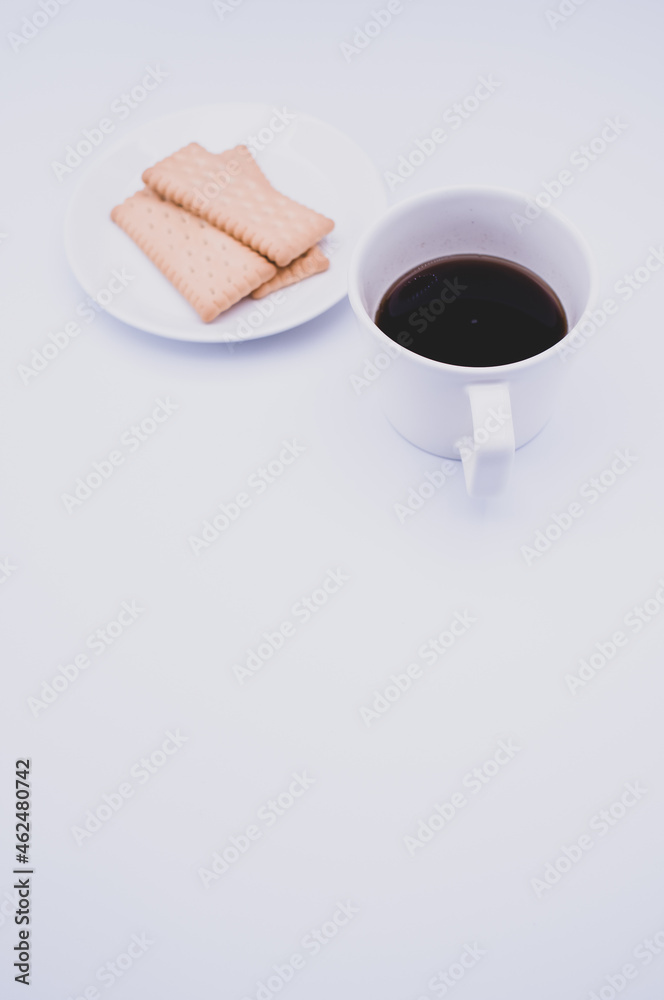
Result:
[348, 187, 595, 497]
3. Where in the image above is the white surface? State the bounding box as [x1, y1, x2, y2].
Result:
[2, 1, 664, 998]
[64, 103, 386, 341]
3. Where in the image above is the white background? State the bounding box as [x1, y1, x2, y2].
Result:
[2, 1, 664, 998]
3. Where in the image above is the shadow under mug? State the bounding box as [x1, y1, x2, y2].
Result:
[348, 186, 595, 497]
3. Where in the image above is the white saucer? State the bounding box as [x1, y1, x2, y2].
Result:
[63, 102, 386, 343]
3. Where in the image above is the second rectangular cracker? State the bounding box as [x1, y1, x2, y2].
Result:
[250, 245, 329, 299]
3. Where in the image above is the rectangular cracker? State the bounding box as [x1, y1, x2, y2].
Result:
[142, 143, 334, 268]
[250, 245, 329, 299]
[110, 188, 276, 322]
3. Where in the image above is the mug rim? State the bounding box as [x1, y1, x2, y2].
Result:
[347, 184, 598, 376]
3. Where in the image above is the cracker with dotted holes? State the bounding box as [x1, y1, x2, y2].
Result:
[142, 143, 335, 268]
[251, 245, 329, 299]
[110, 188, 277, 322]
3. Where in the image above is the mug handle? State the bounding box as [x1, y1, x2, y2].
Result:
[456, 382, 515, 497]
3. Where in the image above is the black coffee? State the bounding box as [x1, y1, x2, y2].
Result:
[375, 254, 567, 367]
